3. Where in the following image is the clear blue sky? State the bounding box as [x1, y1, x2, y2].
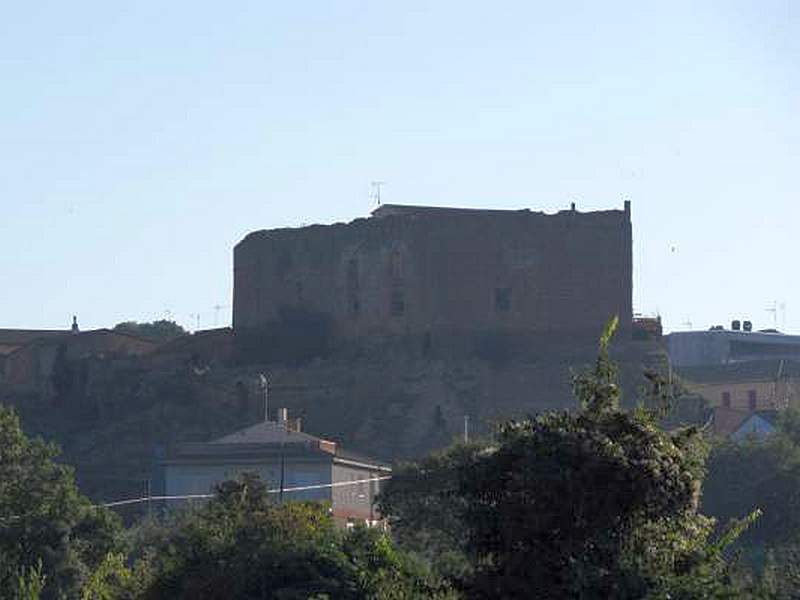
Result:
[1, 1, 797, 334]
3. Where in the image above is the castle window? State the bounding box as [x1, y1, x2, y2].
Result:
[722, 391, 731, 408]
[391, 290, 405, 316]
[390, 249, 404, 281]
[494, 287, 511, 312]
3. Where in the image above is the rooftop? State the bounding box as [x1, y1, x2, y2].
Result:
[677, 359, 800, 384]
[168, 420, 391, 471]
[370, 202, 630, 219]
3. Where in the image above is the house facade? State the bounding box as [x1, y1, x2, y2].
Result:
[162, 415, 391, 525]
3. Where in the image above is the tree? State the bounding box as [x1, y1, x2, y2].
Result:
[701, 408, 800, 598]
[130, 474, 454, 599]
[379, 317, 750, 599]
[113, 320, 187, 342]
[0, 405, 122, 599]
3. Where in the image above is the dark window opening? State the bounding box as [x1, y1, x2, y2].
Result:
[391, 290, 405, 316]
[722, 391, 731, 408]
[748, 389, 757, 411]
[495, 287, 512, 312]
[390, 249, 404, 281]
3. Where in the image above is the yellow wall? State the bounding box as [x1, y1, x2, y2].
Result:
[687, 378, 800, 411]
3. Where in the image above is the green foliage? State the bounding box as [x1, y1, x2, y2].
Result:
[573, 315, 621, 414]
[703, 417, 800, 549]
[10, 560, 46, 600]
[129, 474, 453, 599]
[0, 405, 122, 599]
[700, 407, 800, 597]
[377, 443, 486, 583]
[113, 320, 187, 342]
[380, 317, 752, 599]
[81, 553, 132, 600]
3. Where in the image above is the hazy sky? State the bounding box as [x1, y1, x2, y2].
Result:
[1, 1, 797, 334]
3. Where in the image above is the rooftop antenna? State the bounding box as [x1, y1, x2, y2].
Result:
[370, 181, 386, 205]
[189, 313, 201, 332]
[212, 304, 228, 327]
[766, 301, 778, 328]
[682, 318, 693, 330]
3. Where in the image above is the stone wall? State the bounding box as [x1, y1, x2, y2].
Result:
[233, 203, 632, 344]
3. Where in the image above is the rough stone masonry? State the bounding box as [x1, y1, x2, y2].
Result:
[233, 202, 632, 350]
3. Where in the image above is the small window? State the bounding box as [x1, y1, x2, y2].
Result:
[391, 290, 405, 316]
[748, 390, 757, 411]
[722, 391, 731, 408]
[390, 249, 404, 280]
[494, 287, 511, 312]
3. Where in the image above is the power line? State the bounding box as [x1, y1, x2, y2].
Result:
[97, 475, 393, 509]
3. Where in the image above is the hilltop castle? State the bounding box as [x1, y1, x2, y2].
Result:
[233, 202, 632, 351]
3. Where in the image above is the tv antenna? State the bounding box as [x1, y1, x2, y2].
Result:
[370, 181, 386, 205]
[766, 301, 786, 329]
[212, 304, 228, 327]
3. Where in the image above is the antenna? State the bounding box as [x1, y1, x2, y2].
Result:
[682, 318, 693, 330]
[370, 181, 386, 205]
[766, 301, 778, 328]
[212, 304, 228, 327]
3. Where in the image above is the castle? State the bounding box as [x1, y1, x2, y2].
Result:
[233, 202, 632, 350]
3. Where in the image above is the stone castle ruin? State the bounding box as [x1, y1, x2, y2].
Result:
[233, 202, 632, 360]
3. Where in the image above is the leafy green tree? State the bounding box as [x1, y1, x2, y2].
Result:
[701, 408, 800, 597]
[130, 474, 454, 599]
[380, 317, 750, 599]
[0, 405, 122, 599]
[377, 442, 484, 583]
[113, 320, 187, 342]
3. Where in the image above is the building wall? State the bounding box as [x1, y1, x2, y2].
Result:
[687, 379, 800, 411]
[2, 330, 157, 392]
[331, 462, 387, 522]
[668, 330, 800, 367]
[163, 457, 332, 502]
[233, 204, 632, 341]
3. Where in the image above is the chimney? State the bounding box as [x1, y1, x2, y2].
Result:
[277, 407, 288, 427]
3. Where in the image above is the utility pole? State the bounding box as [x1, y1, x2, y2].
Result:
[259, 374, 269, 422]
[464, 415, 469, 443]
[279, 411, 286, 504]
